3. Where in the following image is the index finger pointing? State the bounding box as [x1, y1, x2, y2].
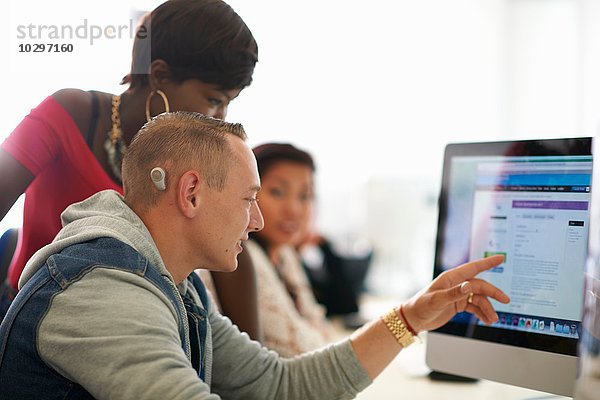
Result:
[449, 254, 505, 282]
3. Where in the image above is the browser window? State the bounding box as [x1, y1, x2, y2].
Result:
[466, 158, 592, 339]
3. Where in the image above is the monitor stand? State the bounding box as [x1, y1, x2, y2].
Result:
[428, 370, 478, 383]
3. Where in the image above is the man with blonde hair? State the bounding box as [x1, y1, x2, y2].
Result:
[0, 112, 509, 399]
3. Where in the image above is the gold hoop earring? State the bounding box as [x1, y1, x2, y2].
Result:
[145, 89, 170, 122]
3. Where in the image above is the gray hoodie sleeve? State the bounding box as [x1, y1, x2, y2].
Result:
[209, 307, 372, 399]
[39, 268, 371, 400]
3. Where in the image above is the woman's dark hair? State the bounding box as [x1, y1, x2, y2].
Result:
[125, 0, 258, 90]
[253, 143, 316, 177]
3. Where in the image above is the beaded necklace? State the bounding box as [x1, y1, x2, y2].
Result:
[103, 95, 126, 184]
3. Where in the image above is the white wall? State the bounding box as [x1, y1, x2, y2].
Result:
[3, 0, 600, 297]
[227, 0, 598, 295]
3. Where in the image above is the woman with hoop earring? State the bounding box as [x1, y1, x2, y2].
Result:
[0, 0, 263, 341]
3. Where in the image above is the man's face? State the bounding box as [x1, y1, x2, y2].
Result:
[195, 136, 263, 271]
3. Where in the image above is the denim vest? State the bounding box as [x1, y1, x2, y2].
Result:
[0, 237, 209, 399]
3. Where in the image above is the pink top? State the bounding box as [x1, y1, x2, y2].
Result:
[1, 96, 122, 289]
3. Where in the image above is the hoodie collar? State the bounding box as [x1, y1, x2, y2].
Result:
[19, 190, 174, 289]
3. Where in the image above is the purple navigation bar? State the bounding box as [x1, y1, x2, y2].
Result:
[512, 200, 589, 210]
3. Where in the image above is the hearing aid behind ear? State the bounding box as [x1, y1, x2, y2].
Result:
[150, 167, 166, 191]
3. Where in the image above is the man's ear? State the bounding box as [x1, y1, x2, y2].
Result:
[148, 59, 172, 89]
[178, 171, 202, 218]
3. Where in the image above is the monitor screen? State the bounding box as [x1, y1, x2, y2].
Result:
[426, 137, 592, 397]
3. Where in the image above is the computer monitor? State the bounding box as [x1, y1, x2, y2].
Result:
[425, 137, 592, 397]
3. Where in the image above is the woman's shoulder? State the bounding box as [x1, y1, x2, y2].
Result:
[51, 89, 112, 136]
[51, 88, 94, 111]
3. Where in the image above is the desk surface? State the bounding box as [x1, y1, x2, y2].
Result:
[354, 335, 570, 400]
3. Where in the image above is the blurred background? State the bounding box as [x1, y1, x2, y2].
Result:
[3, 0, 600, 299]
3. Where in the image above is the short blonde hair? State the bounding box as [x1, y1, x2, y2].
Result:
[122, 111, 247, 210]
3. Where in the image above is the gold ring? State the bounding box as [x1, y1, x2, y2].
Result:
[467, 292, 474, 304]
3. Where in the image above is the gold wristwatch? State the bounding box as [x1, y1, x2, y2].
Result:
[381, 308, 415, 348]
